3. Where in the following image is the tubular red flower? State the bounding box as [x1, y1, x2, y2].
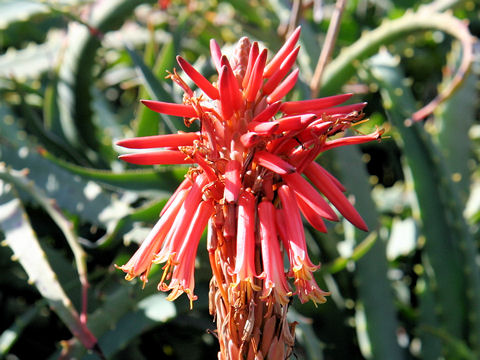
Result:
[155, 173, 208, 265]
[162, 199, 214, 307]
[258, 201, 292, 305]
[304, 163, 368, 231]
[309, 162, 347, 192]
[251, 101, 282, 123]
[232, 190, 259, 289]
[116, 132, 200, 149]
[264, 26, 301, 78]
[119, 150, 195, 165]
[224, 159, 242, 203]
[254, 151, 296, 175]
[295, 195, 328, 233]
[218, 64, 243, 119]
[221, 57, 243, 111]
[210, 39, 223, 72]
[247, 121, 279, 135]
[245, 49, 268, 102]
[283, 172, 338, 222]
[116, 187, 188, 283]
[277, 185, 319, 275]
[276, 114, 315, 133]
[177, 56, 220, 100]
[280, 93, 353, 114]
[141, 100, 198, 117]
[312, 102, 367, 117]
[263, 46, 300, 95]
[321, 128, 385, 151]
[266, 68, 299, 104]
[160, 178, 192, 217]
[242, 42, 259, 89]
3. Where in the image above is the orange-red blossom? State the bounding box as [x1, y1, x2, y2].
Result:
[116, 27, 383, 308]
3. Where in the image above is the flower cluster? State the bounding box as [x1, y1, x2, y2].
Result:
[116, 27, 383, 308]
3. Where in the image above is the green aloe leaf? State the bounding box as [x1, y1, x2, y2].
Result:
[434, 42, 476, 203]
[0, 38, 62, 81]
[0, 104, 129, 227]
[135, 38, 176, 137]
[366, 51, 480, 355]
[0, 175, 97, 351]
[334, 145, 405, 360]
[41, 148, 186, 194]
[57, 0, 156, 161]
[0, 300, 42, 356]
[82, 293, 176, 359]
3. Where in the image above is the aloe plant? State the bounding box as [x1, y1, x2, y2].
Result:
[0, 1, 478, 359]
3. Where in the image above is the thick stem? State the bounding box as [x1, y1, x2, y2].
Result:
[209, 209, 295, 359]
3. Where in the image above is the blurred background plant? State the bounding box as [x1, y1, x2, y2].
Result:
[0, 0, 479, 359]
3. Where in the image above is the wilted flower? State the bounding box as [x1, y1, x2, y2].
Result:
[116, 27, 382, 358]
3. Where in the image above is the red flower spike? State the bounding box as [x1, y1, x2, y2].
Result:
[280, 93, 353, 115]
[141, 100, 197, 118]
[116, 132, 200, 149]
[242, 42, 259, 89]
[251, 101, 282, 123]
[283, 172, 339, 222]
[119, 150, 194, 165]
[177, 56, 220, 100]
[163, 199, 214, 307]
[232, 190, 259, 289]
[118, 30, 383, 315]
[258, 201, 292, 305]
[224, 159, 242, 203]
[264, 26, 301, 78]
[304, 163, 368, 231]
[266, 68, 299, 104]
[210, 39, 223, 72]
[245, 49, 268, 102]
[254, 151, 296, 175]
[263, 46, 300, 95]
